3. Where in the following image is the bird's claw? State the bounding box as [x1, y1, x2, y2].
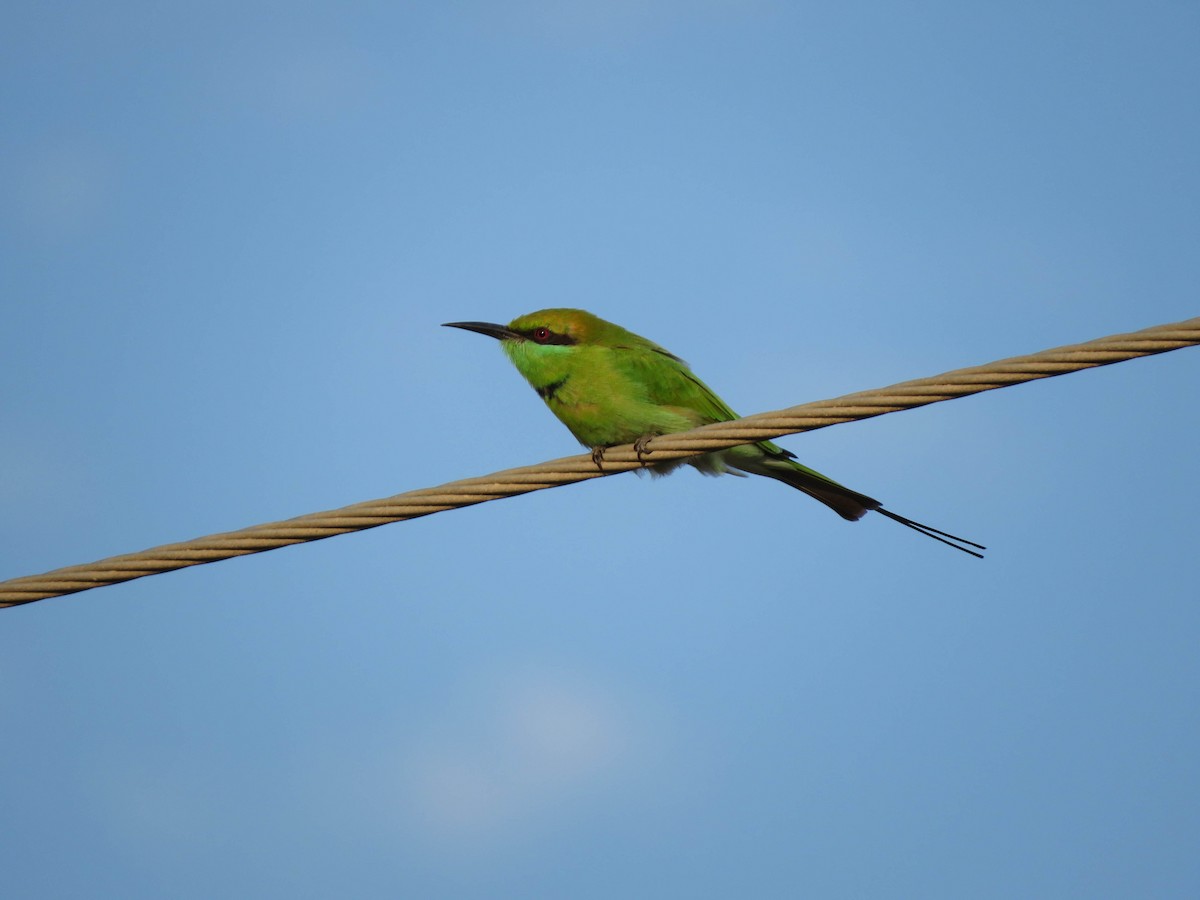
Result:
[592, 438, 652, 470]
[634, 435, 654, 465]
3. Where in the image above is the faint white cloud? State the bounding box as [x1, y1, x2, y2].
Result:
[202, 38, 379, 122]
[397, 668, 645, 840]
[250, 663, 672, 869]
[509, 678, 626, 773]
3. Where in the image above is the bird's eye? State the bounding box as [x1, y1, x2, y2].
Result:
[532, 327, 551, 343]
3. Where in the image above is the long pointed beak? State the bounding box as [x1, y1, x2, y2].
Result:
[442, 321, 521, 341]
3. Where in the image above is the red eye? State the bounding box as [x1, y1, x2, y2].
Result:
[532, 327, 551, 343]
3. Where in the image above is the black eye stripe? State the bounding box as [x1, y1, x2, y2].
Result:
[518, 327, 577, 346]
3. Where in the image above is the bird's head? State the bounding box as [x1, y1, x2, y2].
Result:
[442, 308, 606, 348]
[443, 309, 617, 386]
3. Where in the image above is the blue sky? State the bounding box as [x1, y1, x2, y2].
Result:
[3, 2, 1198, 897]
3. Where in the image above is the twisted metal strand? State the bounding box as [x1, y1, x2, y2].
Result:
[2, 316, 1196, 608]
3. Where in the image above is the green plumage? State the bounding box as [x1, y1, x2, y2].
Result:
[444, 308, 984, 556]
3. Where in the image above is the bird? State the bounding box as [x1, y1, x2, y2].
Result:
[444, 308, 984, 557]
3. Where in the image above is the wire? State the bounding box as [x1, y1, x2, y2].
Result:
[2, 316, 1197, 608]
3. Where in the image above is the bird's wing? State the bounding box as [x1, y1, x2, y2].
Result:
[613, 346, 742, 424]
[614, 345, 813, 463]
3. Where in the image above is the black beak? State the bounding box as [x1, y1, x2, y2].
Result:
[442, 321, 521, 341]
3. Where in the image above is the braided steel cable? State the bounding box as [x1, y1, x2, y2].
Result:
[2, 316, 1197, 608]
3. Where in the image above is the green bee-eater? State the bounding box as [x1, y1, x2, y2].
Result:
[444, 309, 984, 557]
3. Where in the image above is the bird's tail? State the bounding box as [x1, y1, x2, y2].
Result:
[725, 443, 986, 558]
[871, 508, 986, 558]
[727, 445, 880, 521]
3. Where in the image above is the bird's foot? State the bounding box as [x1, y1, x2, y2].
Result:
[591, 446, 606, 470]
[633, 435, 655, 466]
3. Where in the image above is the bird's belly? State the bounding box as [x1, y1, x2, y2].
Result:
[548, 393, 701, 449]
